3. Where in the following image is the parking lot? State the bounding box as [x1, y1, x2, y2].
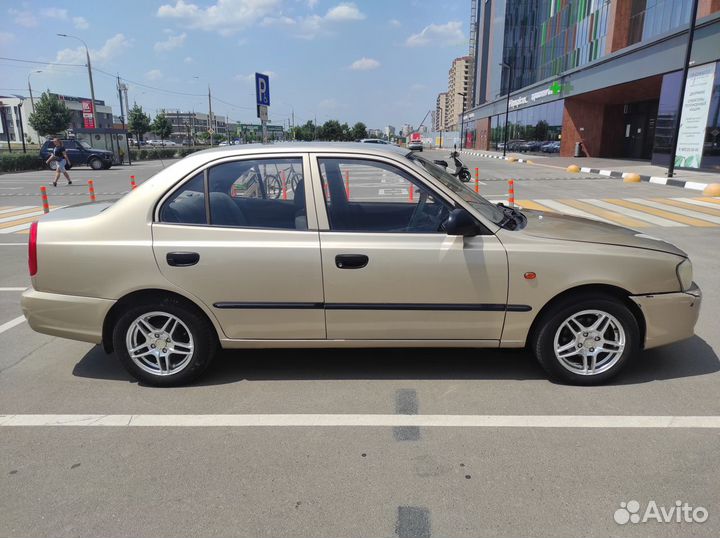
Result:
[1, 153, 719, 537]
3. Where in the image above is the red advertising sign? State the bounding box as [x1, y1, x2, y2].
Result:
[82, 100, 95, 129]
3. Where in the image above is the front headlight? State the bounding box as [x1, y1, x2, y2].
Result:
[676, 258, 693, 291]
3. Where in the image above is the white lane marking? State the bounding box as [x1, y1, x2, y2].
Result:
[0, 287, 26, 291]
[0, 243, 27, 246]
[581, 199, 685, 227]
[0, 210, 44, 224]
[0, 315, 25, 335]
[676, 197, 720, 209]
[534, 199, 614, 224]
[627, 198, 720, 224]
[0, 223, 32, 234]
[1, 414, 720, 428]
[599, 170, 612, 176]
[0, 206, 36, 216]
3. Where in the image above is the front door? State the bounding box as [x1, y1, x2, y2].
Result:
[152, 154, 326, 340]
[312, 155, 508, 341]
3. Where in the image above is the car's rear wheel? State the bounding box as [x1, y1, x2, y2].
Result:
[532, 295, 640, 385]
[112, 298, 217, 386]
[89, 157, 103, 170]
[47, 161, 58, 171]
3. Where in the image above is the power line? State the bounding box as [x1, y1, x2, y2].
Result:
[0, 56, 86, 67]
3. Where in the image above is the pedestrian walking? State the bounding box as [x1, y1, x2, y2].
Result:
[46, 138, 72, 187]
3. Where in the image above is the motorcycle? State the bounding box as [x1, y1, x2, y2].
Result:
[434, 148, 472, 182]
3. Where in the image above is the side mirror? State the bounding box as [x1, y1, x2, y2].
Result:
[443, 208, 480, 237]
[433, 159, 449, 169]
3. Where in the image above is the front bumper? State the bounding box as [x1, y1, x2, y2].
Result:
[21, 288, 115, 344]
[630, 282, 702, 349]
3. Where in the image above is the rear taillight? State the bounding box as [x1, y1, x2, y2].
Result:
[28, 221, 38, 276]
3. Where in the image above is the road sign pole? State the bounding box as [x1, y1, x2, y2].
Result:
[262, 120, 268, 144]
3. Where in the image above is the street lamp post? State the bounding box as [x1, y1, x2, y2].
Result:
[458, 92, 467, 150]
[501, 61, 512, 158]
[27, 70, 42, 115]
[57, 33, 98, 129]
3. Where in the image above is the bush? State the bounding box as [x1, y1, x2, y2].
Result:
[0, 153, 45, 172]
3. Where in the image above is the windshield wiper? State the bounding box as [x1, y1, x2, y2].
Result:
[496, 203, 526, 230]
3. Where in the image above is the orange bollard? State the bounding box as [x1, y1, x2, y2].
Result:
[281, 170, 287, 201]
[475, 167, 479, 193]
[130, 175, 137, 190]
[88, 179, 96, 202]
[508, 179, 515, 207]
[344, 170, 350, 198]
[409, 184, 414, 202]
[40, 186, 50, 214]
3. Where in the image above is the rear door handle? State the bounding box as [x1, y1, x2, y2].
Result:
[166, 252, 200, 267]
[335, 254, 369, 269]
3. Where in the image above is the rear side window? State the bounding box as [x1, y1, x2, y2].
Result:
[160, 173, 207, 225]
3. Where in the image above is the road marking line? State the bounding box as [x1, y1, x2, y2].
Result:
[582, 199, 684, 227]
[515, 200, 555, 212]
[0, 216, 42, 232]
[0, 243, 27, 246]
[0, 206, 35, 216]
[0, 209, 42, 222]
[557, 199, 649, 228]
[0, 287, 26, 291]
[675, 198, 720, 211]
[535, 199, 615, 224]
[2, 414, 720, 428]
[695, 197, 720, 205]
[0, 316, 25, 335]
[604, 199, 715, 227]
[639, 199, 720, 223]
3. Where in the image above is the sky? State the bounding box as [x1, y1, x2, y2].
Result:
[0, 0, 471, 130]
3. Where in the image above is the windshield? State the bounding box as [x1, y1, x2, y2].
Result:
[78, 141, 92, 150]
[408, 153, 506, 225]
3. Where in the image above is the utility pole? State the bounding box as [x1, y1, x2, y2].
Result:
[667, 0, 700, 177]
[27, 70, 41, 115]
[501, 61, 512, 158]
[57, 34, 97, 128]
[116, 75, 126, 129]
[17, 102, 26, 153]
[0, 102, 11, 153]
[458, 92, 467, 150]
[207, 85, 214, 146]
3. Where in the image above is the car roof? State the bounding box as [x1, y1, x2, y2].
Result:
[192, 141, 409, 157]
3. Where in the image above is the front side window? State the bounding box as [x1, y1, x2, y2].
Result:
[318, 158, 451, 233]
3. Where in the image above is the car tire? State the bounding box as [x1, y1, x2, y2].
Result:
[89, 157, 103, 170]
[112, 297, 218, 386]
[532, 294, 640, 385]
[47, 161, 58, 171]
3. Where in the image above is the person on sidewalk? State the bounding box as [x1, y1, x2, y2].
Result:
[46, 138, 72, 187]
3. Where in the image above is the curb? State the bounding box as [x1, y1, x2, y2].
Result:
[459, 150, 710, 192]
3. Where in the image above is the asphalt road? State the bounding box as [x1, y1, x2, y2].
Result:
[1, 152, 719, 537]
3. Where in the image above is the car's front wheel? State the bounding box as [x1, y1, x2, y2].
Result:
[88, 157, 104, 170]
[112, 298, 217, 386]
[532, 295, 640, 385]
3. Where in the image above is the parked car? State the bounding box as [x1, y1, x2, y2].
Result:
[407, 132, 424, 151]
[22, 142, 700, 386]
[541, 141, 561, 153]
[40, 139, 114, 170]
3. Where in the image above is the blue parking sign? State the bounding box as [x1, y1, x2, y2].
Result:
[255, 73, 270, 107]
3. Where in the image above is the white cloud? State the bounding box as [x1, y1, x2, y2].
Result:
[184, 56, 194, 63]
[405, 21, 465, 47]
[349, 57, 379, 71]
[324, 3, 364, 21]
[145, 69, 163, 81]
[0, 32, 14, 45]
[307, 0, 319, 7]
[157, 0, 282, 35]
[154, 32, 187, 52]
[42, 8, 68, 19]
[55, 34, 131, 67]
[262, 2, 364, 39]
[8, 9, 38, 28]
[389, 19, 401, 27]
[73, 16, 89, 29]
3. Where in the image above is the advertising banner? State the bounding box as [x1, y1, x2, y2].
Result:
[675, 63, 715, 169]
[82, 100, 95, 129]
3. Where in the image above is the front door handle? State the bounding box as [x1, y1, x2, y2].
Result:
[166, 252, 200, 267]
[335, 254, 369, 269]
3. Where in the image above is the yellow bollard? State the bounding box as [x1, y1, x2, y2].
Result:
[566, 164, 580, 173]
[623, 173, 641, 183]
[702, 183, 720, 197]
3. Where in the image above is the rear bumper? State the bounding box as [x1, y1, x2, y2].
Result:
[21, 288, 115, 344]
[630, 283, 702, 349]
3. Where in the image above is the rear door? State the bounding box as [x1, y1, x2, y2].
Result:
[310, 153, 508, 341]
[152, 153, 326, 340]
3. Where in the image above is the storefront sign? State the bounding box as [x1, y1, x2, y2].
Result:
[82, 100, 95, 129]
[675, 63, 715, 169]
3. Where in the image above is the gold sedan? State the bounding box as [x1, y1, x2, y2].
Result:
[21, 143, 701, 386]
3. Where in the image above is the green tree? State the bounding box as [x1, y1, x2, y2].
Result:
[350, 122, 367, 141]
[151, 113, 173, 143]
[534, 120, 549, 141]
[128, 104, 151, 144]
[291, 120, 316, 141]
[319, 120, 344, 141]
[27, 92, 72, 136]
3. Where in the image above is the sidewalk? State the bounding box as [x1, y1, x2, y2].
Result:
[460, 149, 719, 192]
